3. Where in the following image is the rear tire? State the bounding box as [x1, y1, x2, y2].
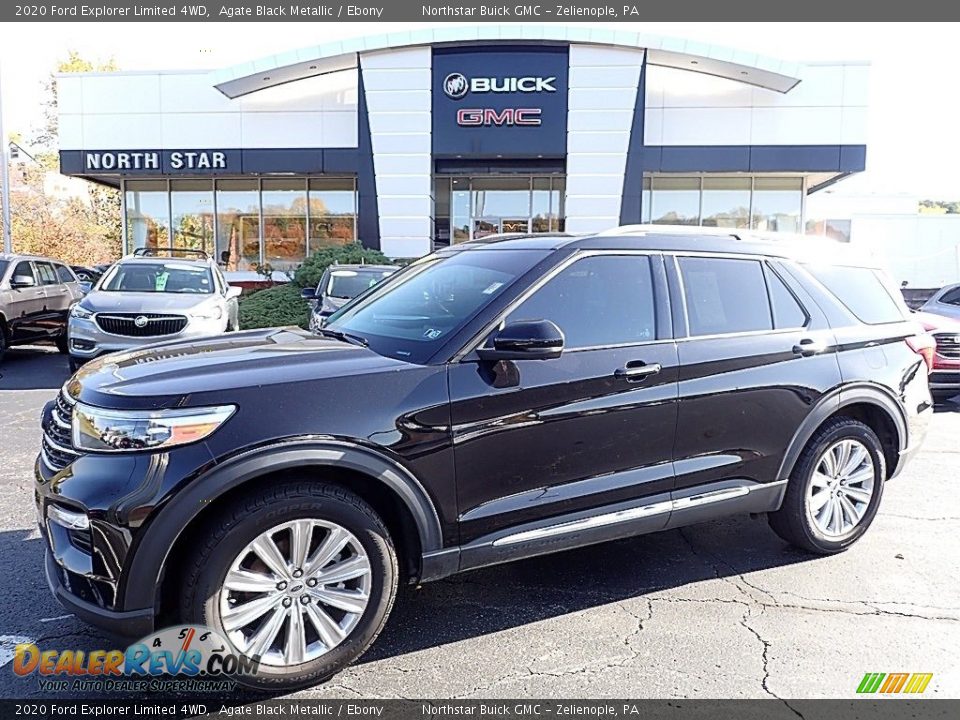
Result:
[769, 417, 885, 554]
[179, 481, 398, 691]
[0, 325, 6, 364]
[68, 356, 83, 374]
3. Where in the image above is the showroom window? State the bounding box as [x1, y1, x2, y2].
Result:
[643, 176, 804, 233]
[123, 178, 358, 273]
[171, 180, 215, 256]
[125, 180, 170, 250]
[215, 179, 260, 271]
[262, 179, 307, 271]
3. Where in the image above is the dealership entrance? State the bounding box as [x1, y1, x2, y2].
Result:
[433, 175, 566, 244]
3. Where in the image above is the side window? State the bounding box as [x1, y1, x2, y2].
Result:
[766, 266, 808, 329]
[36, 262, 59, 285]
[804, 264, 905, 324]
[678, 257, 772, 336]
[505, 255, 657, 349]
[940, 287, 960, 307]
[55, 264, 77, 283]
[13, 261, 36, 283]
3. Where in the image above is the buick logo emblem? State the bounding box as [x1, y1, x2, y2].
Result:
[134, 315, 149, 328]
[443, 72, 469, 100]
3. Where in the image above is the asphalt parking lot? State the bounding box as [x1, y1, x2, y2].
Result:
[1, 345, 958, 700]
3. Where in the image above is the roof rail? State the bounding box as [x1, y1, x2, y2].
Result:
[596, 224, 743, 240]
[131, 247, 210, 260]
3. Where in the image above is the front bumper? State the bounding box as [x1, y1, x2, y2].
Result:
[68, 314, 225, 359]
[44, 551, 153, 638]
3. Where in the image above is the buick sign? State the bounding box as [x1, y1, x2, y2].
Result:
[443, 73, 469, 100]
[443, 73, 557, 100]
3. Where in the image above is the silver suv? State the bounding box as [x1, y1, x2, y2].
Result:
[68, 249, 241, 372]
[0, 254, 85, 363]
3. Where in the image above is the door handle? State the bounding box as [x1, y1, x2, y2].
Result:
[614, 361, 662, 380]
[793, 337, 827, 357]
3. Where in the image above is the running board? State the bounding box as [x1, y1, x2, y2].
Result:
[453, 479, 788, 575]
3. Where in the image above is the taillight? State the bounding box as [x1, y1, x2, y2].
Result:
[906, 334, 936, 372]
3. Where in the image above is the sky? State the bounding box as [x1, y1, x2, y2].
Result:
[1, 21, 957, 198]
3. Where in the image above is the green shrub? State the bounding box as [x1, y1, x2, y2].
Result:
[293, 243, 391, 289]
[238, 284, 310, 330]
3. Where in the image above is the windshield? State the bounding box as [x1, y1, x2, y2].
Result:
[326, 249, 548, 363]
[100, 262, 214, 294]
[325, 269, 395, 300]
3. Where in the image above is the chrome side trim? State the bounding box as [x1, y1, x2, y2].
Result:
[492, 500, 673, 547]
[671, 486, 749, 509]
[491, 480, 788, 548]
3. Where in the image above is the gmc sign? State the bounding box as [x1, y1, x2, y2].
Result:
[456, 108, 543, 127]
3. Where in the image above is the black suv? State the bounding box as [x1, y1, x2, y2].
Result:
[36, 230, 933, 689]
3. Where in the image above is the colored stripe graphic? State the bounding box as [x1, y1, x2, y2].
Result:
[903, 673, 934, 694]
[857, 672, 932, 694]
[881, 673, 910, 693]
[857, 673, 886, 693]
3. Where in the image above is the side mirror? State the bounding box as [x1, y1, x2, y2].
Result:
[300, 287, 317, 300]
[226, 286, 243, 300]
[10, 274, 36, 289]
[477, 320, 564, 362]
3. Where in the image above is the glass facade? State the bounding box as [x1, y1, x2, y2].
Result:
[124, 178, 358, 271]
[434, 176, 565, 244]
[641, 175, 804, 232]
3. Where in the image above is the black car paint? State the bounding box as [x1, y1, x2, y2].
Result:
[34, 232, 933, 637]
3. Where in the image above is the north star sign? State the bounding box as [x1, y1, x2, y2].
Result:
[84, 151, 228, 171]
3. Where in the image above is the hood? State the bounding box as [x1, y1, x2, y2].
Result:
[79, 291, 215, 314]
[68, 327, 413, 410]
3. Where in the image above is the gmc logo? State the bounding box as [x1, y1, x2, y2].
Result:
[456, 108, 542, 127]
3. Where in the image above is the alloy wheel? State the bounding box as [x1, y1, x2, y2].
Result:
[218, 519, 372, 667]
[806, 439, 876, 538]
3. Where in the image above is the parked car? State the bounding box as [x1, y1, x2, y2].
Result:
[913, 310, 960, 401]
[66, 248, 242, 372]
[0, 253, 85, 362]
[301, 263, 399, 331]
[918, 282, 960, 321]
[70, 265, 104, 285]
[37, 229, 933, 689]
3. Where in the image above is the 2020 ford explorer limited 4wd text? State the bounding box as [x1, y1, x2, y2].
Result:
[36, 229, 933, 689]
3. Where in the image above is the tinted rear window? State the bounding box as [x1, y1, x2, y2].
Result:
[679, 257, 772, 336]
[0, 261, 7, 280]
[805, 265, 905, 324]
[55, 265, 76, 283]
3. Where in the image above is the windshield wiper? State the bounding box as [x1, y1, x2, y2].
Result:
[318, 328, 368, 347]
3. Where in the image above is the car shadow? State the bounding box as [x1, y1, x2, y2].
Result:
[0, 516, 810, 701]
[0, 346, 71, 391]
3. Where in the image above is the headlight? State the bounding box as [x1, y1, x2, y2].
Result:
[191, 306, 223, 321]
[72, 403, 235, 452]
[70, 304, 94, 320]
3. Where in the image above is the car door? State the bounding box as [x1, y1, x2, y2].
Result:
[448, 252, 680, 551]
[667, 253, 841, 518]
[5, 261, 47, 342]
[34, 261, 70, 338]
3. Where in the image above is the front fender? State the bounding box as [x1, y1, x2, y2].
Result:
[120, 438, 444, 611]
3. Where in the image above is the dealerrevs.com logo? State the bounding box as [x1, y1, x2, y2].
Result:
[442, 73, 558, 99]
[12, 625, 260, 692]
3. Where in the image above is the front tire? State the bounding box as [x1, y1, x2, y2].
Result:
[180, 482, 398, 690]
[56, 331, 70, 354]
[769, 417, 885, 554]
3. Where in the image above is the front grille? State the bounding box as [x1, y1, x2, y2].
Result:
[934, 333, 960, 359]
[95, 313, 187, 337]
[41, 390, 81, 473]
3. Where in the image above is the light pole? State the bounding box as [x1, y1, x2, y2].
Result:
[0, 60, 12, 253]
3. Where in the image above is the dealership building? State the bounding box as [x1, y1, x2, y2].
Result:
[57, 27, 869, 274]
